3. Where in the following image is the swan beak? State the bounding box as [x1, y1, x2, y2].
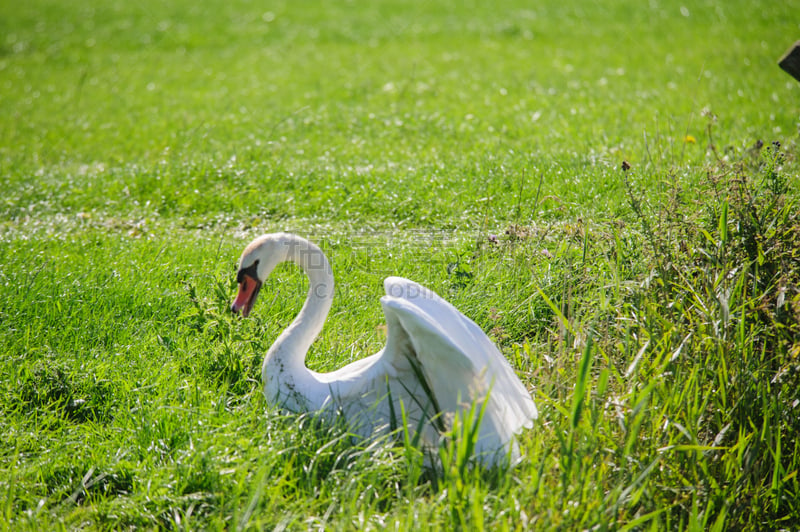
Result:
[231, 275, 262, 317]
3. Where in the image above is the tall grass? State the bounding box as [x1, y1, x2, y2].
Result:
[615, 140, 800, 527]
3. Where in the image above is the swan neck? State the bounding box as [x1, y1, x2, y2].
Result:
[290, 240, 334, 354]
[267, 236, 334, 372]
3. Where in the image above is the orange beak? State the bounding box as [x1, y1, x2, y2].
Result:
[231, 274, 261, 317]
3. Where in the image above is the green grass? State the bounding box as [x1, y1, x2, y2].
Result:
[1, 0, 799, 529]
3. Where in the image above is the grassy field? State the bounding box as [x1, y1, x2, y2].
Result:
[1, 0, 799, 529]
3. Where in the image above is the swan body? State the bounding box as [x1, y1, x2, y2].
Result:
[231, 233, 537, 465]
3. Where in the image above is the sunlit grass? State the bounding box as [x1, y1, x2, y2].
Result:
[1, 0, 799, 529]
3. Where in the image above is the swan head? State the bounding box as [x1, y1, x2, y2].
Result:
[231, 234, 291, 317]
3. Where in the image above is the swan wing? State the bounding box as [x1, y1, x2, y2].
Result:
[378, 277, 537, 461]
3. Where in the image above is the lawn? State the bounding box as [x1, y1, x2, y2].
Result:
[1, 0, 799, 529]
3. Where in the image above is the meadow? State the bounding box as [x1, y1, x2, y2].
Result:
[1, 0, 799, 529]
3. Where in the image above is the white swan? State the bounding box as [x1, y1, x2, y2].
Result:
[231, 233, 537, 465]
